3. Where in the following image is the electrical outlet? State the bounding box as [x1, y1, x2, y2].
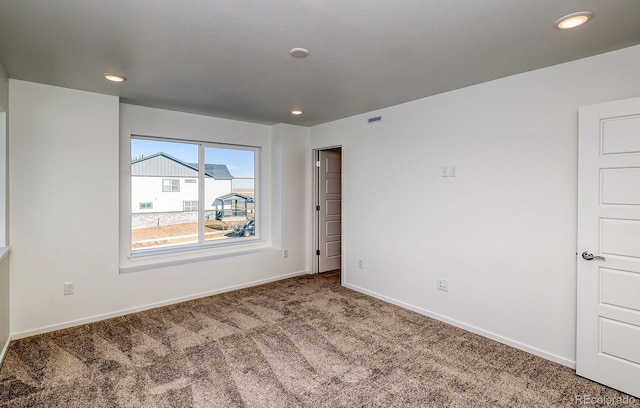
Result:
[437, 278, 448, 292]
[283, 249, 289, 258]
[64, 282, 74, 296]
[441, 166, 449, 177]
[449, 165, 457, 177]
[358, 258, 364, 268]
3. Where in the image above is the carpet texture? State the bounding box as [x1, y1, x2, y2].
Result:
[0, 272, 636, 407]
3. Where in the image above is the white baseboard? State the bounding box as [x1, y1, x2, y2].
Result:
[0, 334, 10, 368]
[11, 270, 310, 340]
[343, 282, 576, 369]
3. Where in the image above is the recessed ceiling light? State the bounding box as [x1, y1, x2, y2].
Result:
[103, 73, 127, 82]
[290, 48, 309, 58]
[291, 109, 304, 116]
[555, 11, 592, 30]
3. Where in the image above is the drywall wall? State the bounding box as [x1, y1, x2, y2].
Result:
[0, 62, 8, 246]
[9, 81, 310, 336]
[310, 44, 640, 367]
[271, 124, 312, 268]
[0, 64, 7, 109]
[9, 80, 120, 336]
[0, 251, 9, 362]
[0, 63, 9, 362]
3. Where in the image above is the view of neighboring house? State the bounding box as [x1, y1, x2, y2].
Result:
[131, 152, 233, 214]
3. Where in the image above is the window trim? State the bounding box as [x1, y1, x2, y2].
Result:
[128, 135, 261, 260]
[162, 178, 180, 192]
[183, 200, 198, 212]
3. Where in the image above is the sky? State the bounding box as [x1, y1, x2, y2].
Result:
[131, 138, 254, 178]
[131, 138, 255, 189]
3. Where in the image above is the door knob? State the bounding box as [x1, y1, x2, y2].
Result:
[581, 251, 605, 261]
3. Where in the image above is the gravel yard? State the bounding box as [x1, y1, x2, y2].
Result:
[131, 218, 248, 249]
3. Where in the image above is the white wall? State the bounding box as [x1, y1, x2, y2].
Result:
[9, 80, 120, 336]
[0, 63, 8, 246]
[9, 82, 310, 337]
[0, 63, 7, 110]
[310, 45, 640, 367]
[0, 251, 9, 361]
[271, 124, 312, 268]
[0, 63, 9, 362]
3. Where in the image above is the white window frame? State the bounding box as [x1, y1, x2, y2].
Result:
[162, 178, 180, 192]
[126, 135, 262, 263]
[183, 200, 198, 211]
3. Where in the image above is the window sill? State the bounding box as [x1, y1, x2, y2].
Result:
[120, 240, 270, 274]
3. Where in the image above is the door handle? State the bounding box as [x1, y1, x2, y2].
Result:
[581, 251, 605, 261]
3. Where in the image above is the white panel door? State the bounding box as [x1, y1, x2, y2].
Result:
[318, 148, 341, 272]
[577, 97, 640, 398]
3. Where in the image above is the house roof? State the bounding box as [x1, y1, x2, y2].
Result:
[214, 193, 253, 203]
[131, 152, 233, 180]
[192, 163, 234, 181]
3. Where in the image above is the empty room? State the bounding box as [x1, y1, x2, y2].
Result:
[0, 1, 639, 406]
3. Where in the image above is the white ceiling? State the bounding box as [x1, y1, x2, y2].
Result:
[1, 1, 639, 126]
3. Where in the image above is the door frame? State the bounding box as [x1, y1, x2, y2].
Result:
[311, 146, 343, 275]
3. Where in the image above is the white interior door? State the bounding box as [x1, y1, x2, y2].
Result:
[318, 148, 342, 273]
[577, 97, 640, 398]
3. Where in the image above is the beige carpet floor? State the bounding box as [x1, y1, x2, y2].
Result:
[0, 272, 637, 407]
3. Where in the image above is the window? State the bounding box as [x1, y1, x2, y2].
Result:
[183, 200, 198, 211]
[131, 137, 258, 254]
[162, 179, 180, 192]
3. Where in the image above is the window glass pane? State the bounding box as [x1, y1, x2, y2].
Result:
[204, 147, 256, 242]
[130, 137, 259, 255]
[131, 139, 199, 251]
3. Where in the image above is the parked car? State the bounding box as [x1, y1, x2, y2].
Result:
[233, 219, 255, 237]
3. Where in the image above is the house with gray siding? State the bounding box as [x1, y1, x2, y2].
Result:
[131, 152, 233, 214]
